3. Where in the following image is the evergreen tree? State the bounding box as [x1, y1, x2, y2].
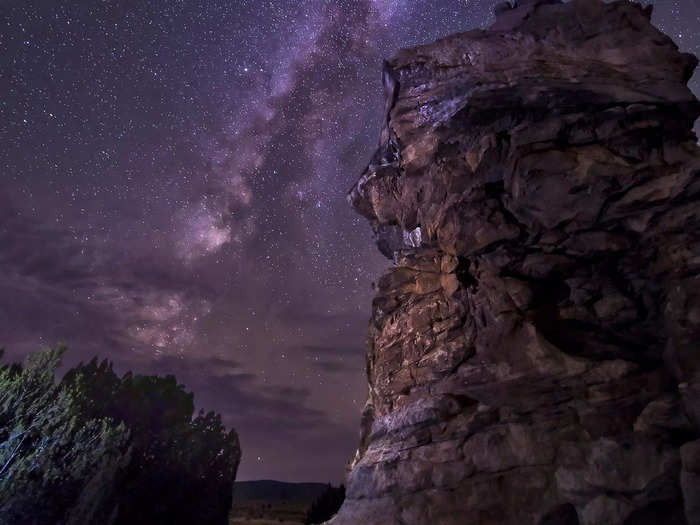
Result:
[304, 483, 345, 524]
[63, 358, 240, 524]
[0, 347, 130, 525]
[0, 347, 240, 525]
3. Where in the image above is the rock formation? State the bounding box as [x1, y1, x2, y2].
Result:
[332, 0, 700, 523]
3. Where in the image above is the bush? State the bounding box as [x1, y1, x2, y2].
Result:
[0, 346, 240, 525]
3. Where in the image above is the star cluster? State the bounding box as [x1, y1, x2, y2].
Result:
[1, 0, 698, 482]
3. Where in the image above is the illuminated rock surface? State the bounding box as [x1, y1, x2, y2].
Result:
[333, 0, 700, 523]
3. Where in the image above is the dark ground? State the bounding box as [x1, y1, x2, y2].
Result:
[229, 480, 328, 524]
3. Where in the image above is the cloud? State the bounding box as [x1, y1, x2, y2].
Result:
[0, 200, 212, 361]
[301, 345, 363, 357]
[137, 351, 357, 480]
[300, 344, 365, 374]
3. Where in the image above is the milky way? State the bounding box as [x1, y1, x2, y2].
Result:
[2, 0, 699, 482]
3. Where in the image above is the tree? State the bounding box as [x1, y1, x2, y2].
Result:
[63, 359, 240, 524]
[0, 347, 130, 525]
[0, 347, 241, 525]
[304, 484, 345, 524]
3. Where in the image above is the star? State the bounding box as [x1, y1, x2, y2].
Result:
[1, 0, 697, 484]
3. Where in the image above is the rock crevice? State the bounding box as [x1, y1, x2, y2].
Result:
[334, 0, 700, 523]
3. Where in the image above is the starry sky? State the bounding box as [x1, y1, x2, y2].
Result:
[2, 0, 699, 482]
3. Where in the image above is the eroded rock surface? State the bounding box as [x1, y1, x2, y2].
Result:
[332, 0, 700, 523]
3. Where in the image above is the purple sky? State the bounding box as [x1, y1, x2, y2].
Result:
[2, 0, 698, 482]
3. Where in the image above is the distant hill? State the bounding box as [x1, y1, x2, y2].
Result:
[233, 480, 328, 503]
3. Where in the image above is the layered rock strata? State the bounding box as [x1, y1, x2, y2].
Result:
[333, 1, 700, 523]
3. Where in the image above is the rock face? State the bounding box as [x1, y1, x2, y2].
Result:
[332, 1, 700, 524]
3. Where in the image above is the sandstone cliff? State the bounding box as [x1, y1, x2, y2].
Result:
[333, 0, 700, 523]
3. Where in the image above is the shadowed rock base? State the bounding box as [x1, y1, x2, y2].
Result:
[331, 0, 700, 523]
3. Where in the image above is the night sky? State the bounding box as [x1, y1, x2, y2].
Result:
[2, 0, 699, 482]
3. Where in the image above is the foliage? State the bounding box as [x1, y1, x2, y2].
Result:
[0, 346, 130, 525]
[0, 347, 240, 525]
[304, 483, 345, 524]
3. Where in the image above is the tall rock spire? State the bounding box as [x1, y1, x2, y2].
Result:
[336, 0, 700, 523]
